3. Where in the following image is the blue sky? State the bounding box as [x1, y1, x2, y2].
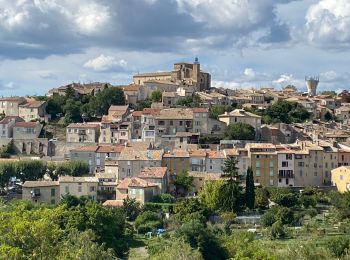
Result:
[0, 0, 349, 95]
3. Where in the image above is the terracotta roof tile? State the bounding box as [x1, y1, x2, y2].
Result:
[117, 177, 157, 189]
[139, 167, 167, 178]
[23, 181, 59, 188]
[14, 121, 40, 128]
[67, 123, 99, 129]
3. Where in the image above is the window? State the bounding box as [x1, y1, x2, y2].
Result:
[51, 188, 55, 197]
[269, 169, 274, 177]
[298, 162, 304, 167]
[300, 170, 303, 177]
[340, 175, 344, 180]
[90, 186, 95, 192]
[256, 160, 261, 168]
[170, 120, 173, 126]
[195, 113, 199, 118]
[282, 161, 288, 167]
[158, 120, 165, 126]
[51, 199, 55, 205]
[179, 121, 183, 126]
[65, 186, 69, 193]
[78, 186, 82, 192]
[269, 179, 274, 186]
[256, 169, 261, 176]
[286, 154, 292, 160]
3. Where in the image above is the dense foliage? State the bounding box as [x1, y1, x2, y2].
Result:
[40, 86, 126, 123]
[176, 94, 201, 107]
[224, 122, 256, 140]
[0, 198, 127, 259]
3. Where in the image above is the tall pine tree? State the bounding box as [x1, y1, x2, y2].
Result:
[245, 166, 255, 209]
[219, 156, 242, 212]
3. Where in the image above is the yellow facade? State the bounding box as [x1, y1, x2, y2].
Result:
[331, 166, 350, 193]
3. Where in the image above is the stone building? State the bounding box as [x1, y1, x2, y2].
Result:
[22, 181, 60, 205]
[66, 123, 100, 143]
[133, 58, 211, 91]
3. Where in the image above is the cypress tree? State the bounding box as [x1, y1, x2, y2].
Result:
[245, 166, 255, 209]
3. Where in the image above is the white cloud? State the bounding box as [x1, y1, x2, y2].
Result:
[84, 54, 127, 72]
[306, 0, 350, 48]
[74, 3, 110, 35]
[244, 68, 255, 77]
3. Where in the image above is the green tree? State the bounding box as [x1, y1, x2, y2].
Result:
[219, 156, 243, 212]
[324, 111, 334, 122]
[176, 94, 201, 107]
[199, 180, 224, 211]
[264, 100, 311, 124]
[325, 236, 350, 258]
[245, 167, 255, 209]
[174, 219, 228, 260]
[150, 238, 203, 260]
[134, 211, 163, 233]
[173, 198, 209, 224]
[0, 162, 15, 188]
[269, 220, 287, 240]
[55, 161, 89, 177]
[225, 122, 255, 140]
[209, 105, 233, 120]
[319, 90, 337, 97]
[255, 187, 269, 209]
[63, 99, 82, 123]
[175, 170, 194, 196]
[122, 197, 142, 221]
[151, 90, 162, 102]
[58, 230, 116, 260]
[65, 86, 76, 99]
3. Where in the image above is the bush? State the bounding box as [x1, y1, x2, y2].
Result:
[270, 220, 287, 240]
[276, 207, 294, 225]
[151, 194, 175, 204]
[299, 195, 317, 208]
[261, 210, 276, 227]
[134, 211, 163, 233]
[325, 236, 350, 257]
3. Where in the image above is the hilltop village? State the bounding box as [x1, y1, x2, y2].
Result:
[2, 59, 350, 258]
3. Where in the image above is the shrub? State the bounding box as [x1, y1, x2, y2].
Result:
[325, 236, 350, 257]
[270, 220, 287, 240]
[299, 195, 317, 208]
[261, 210, 276, 227]
[134, 211, 163, 233]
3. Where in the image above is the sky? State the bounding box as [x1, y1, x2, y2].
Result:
[0, 0, 349, 96]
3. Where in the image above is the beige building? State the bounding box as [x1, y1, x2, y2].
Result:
[117, 147, 164, 180]
[13, 121, 42, 139]
[133, 59, 211, 91]
[247, 143, 278, 187]
[115, 177, 160, 204]
[59, 176, 99, 201]
[0, 97, 26, 116]
[99, 105, 131, 144]
[219, 109, 262, 136]
[122, 84, 140, 105]
[66, 123, 100, 143]
[188, 172, 221, 194]
[138, 167, 168, 193]
[22, 181, 60, 205]
[18, 100, 49, 122]
[331, 166, 350, 193]
[0, 116, 24, 138]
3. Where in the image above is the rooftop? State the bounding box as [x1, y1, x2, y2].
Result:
[117, 177, 157, 189]
[139, 167, 167, 178]
[219, 109, 261, 118]
[67, 123, 99, 129]
[14, 121, 40, 128]
[59, 176, 98, 183]
[156, 108, 193, 120]
[23, 181, 59, 188]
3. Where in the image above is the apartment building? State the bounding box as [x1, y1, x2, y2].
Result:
[206, 150, 226, 173]
[276, 147, 295, 187]
[218, 109, 262, 137]
[22, 181, 60, 205]
[189, 149, 207, 172]
[59, 176, 99, 201]
[70, 144, 124, 173]
[18, 100, 48, 122]
[0, 97, 26, 116]
[162, 149, 190, 176]
[99, 105, 131, 144]
[117, 147, 163, 180]
[247, 143, 278, 187]
[138, 167, 168, 193]
[66, 123, 99, 143]
[13, 121, 42, 139]
[0, 116, 24, 138]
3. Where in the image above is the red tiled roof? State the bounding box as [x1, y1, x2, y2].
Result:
[71, 145, 99, 152]
[97, 145, 125, 153]
[132, 111, 143, 117]
[122, 84, 140, 92]
[67, 123, 99, 128]
[139, 167, 167, 178]
[14, 121, 39, 128]
[117, 177, 157, 189]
